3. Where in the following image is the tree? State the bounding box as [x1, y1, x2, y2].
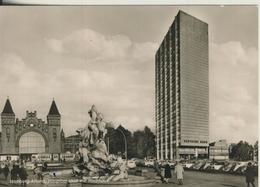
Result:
[143, 126, 156, 158]
[105, 124, 135, 158]
[230, 141, 254, 161]
[229, 143, 237, 159]
[104, 123, 156, 159]
[132, 126, 156, 159]
[117, 125, 135, 159]
[133, 130, 145, 158]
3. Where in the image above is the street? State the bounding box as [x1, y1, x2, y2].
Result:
[2, 169, 257, 187]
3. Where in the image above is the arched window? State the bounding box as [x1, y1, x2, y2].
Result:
[6, 127, 10, 142]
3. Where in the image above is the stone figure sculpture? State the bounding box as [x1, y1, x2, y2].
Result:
[73, 105, 128, 182]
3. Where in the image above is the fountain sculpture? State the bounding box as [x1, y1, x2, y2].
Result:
[73, 105, 128, 182]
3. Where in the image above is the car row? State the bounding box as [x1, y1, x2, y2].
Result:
[127, 158, 258, 176]
[182, 160, 258, 175]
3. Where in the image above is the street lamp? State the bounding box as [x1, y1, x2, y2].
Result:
[116, 127, 127, 161]
[107, 137, 110, 155]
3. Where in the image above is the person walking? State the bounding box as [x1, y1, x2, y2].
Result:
[245, 162, 256, 187]
[19, 164, 28, 187]
[10, 165, 15, 181]
[3, 164, 9, 180]
[174, 160, 184, 185]
[164, 161, 172, 183]
[11, 163, 19, 181]
[33, 163, 43, 181]
[154, 160, 165, 183]
[42, 162, 48, 172]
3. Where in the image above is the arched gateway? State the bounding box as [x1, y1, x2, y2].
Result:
[0, 98, 63, 160]
[18, 131, 47, 154]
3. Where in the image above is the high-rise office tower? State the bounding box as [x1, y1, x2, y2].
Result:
[155, 10, 209, 160]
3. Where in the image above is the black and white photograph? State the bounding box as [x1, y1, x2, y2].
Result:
[0, 4, 258, 187]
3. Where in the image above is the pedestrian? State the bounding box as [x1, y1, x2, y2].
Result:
[11, 163, 19, 181]
[174, 160, 184, 185]
[10, 166, 15, 181]
[33, 163, 43, 180]
[164, 161, 172, 183]
[154, 160, 165, 183]
[3, 164, 9, 180]
[19, 164, 28, 187]
[42, 162, 47, 172]
[245, 162, 256, 187]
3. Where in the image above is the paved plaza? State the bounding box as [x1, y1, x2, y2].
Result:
[1, 170, 257, 187]
[165, 170, 258, 187]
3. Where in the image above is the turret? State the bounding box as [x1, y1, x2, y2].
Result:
[47, 99, 60, 126]
[1, 98, 16, 154]
[1, 98, 15, 125]
[47, 99, 61, 153]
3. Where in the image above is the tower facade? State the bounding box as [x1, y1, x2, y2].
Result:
[47, 100, 61, 153]
[1, 99, 16, 154]
[155, 10, 209, 160]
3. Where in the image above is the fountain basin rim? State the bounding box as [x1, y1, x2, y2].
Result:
[82, 179, 156, 185]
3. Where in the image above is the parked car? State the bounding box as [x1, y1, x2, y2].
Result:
[203, 163, 214, 171]
[144, 159, 154, 167]
[184, 163, 194, 169]
[127, 160, 136, 169]
[222, 162, 236, 172]
[233, 162, 248, 172]
[168, 160, 176, 168]
[201, 162, 209, 170]
[133, 158, 145, 167]
[158, 160, 165, 167]
[232, 162, 248, 174]
[213, 164, 224, 171]
[235, 165, 247, 174]
[192, 162, 205, 170]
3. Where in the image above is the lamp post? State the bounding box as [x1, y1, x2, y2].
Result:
[107, 137, 110, 155]
[116, 127, 127, 161]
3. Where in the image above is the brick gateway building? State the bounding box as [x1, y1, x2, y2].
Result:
[0, 98, 62, 161]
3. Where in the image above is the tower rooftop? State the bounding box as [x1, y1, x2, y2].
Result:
[48, 100, 60, 116]
[2, 98, 14, 115]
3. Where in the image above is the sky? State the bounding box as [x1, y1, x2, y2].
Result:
[0, 6, 257, 144]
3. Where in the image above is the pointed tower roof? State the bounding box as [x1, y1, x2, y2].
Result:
[2, 98, 15, 115]
[60, 128, 65, 136]
[48, 100, 60, 116]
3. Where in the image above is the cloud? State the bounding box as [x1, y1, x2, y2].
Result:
[0, 54, 38, 90]
[44, 28, 158, 133]
[46, 39, 64, 53]
[209, 41, 258, 144]
[0, 29, 158, 136]
[45, 28, 157, 63]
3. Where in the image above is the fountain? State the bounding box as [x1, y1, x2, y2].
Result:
[72, 105, 156, 186]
